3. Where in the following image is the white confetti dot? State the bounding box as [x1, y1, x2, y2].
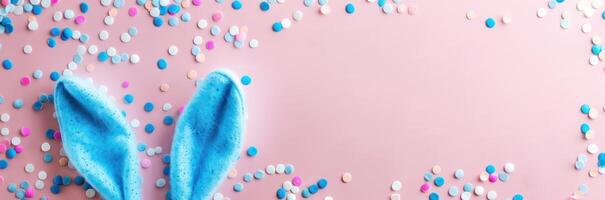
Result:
[41, 142, 51, 152]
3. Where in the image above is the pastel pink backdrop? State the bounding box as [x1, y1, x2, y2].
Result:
[1, 0, 604, 199]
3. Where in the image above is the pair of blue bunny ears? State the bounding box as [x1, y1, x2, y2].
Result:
[54, 70, 245, 200]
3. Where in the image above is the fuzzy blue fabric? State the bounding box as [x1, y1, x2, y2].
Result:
[54, 75, 141, 200]
[170, 70, 245, 200]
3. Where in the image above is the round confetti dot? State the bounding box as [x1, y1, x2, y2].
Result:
[246, 146, 258, 157]
[233, 182, 244, 192]
[157, 58, 168, 70]
[391, 180, 402, 191]
[345, 3, 355, 14]
[485, 18, 496, 28]
[341, 172, 352, 183]
[504, 162, 515, 173]
[260, 1, 270, 11]
[141, 158, 151, 168]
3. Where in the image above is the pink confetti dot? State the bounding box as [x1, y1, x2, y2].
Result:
[212, 11, 223, 22]
[14, 145, 24, 153]
[141, 158, 151, 168]
[192, 0, 201, 6]
[122, 81, 130, 88]
[0, 0, 8, 7]
[488, 174, 498, 183]
[128, 7, 138, 16]
[51, 0, 59, 5]
[74, 15, 86, 24]
[20, 77, 30, 86]
[292, 176, 302, 186]
[420, 183, 430, 193]
[0, 144, 7, 153]
[25, 188, 34, 198]
[20, 127, 30, 137]
[206, 40, 215, 50]
[235, 32, 247, 41]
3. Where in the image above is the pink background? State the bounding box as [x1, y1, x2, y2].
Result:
[1, 0, 605, 199]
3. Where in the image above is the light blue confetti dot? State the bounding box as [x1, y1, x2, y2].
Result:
[233, 183, 244, 192]
[243, 173, 253, 182]
[463, 183, 473, 192]
[254, 170, 265, 179]
[423, 172, 433, 181]
[498, 172, 509, 182]
[211, 25, 221, 36]
[318, 0, 328, 6]
[32, 70, 43, 79]
[303, 0, 313, 7]
[224, 32, 234, 43]
[128, 27, 138, 36]
[12, 99, 23, 109]
[168, 17, 180, 26]
[448, 186, 459, 197]
[191, 46, 201, 56]
[181, 12, 191, 22]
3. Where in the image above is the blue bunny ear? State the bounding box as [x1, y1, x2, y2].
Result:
[170, 70, 245, 200]
[54, 75, 141, 200]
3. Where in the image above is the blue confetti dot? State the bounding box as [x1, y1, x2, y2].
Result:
[50, 27, 61, 36]
[276, 188, 286, 199]
[162, 155, 171, 164]
[580, 104, 591, 114]
[98, 51, 109, 62]
[377, 0, 385, 7]
[260, 1, 270, 11]
[485, 18, 496, 28]
[246, 146, 258, 157]
[43, 153, 53, 163]
[272, 22, 283, 32]
[512, 194, 524, 200]
[145, 123, 155, 134]
[232, 0, 243, 10]
[144, 102, 155, 112]
[308, 184, 319, 194]
[50, 71, 61, 81]
[302, 188, 311, 198]
[32, 5, 43, 15]
[47, 38, 57, 48]
[153, 17, 164, 27]
[345, 3, 355, 14]
[241, 75, 252, 85]
[80, 2, 89, 13]
[429, 192, 440, 200]
[317, 178, 328, 189]
[123, 94, 134, 104]
[50, 185, 61, 194]
[62, 176, 71, 185]
[6, 148, 17, 159]
[74, 176, 85, 185]
[53, 176, 63, 185]
[592, 45, 602, 55]
[2, 59, 13, 70]
[157, 58, 168, 70]
[581, 123, 590, 134]
[137, 143, 147, 152]
[163, 115, 174, 125]
[0, 159, 8, 169]
[168, 4, 180, 14]
[434, 176, 445, 187]
[485, 164, 496, 174]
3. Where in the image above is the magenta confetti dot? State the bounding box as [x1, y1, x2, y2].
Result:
[192, 0, 201, 6]
[25, 188, 34, 198]
[14, 145, 23, 153]
[206, 40, 215, 50]
[178, 106, 185, 114]
[20, 127, 30, 137]
[122, 81, 130, 88]
[51, 0, 59, 5]
[74, 15, 86, 24]
[292, 176, 302, 186]
[54, 131, 62, 140]
[489, 174, 498, 183]
[420, 183, 430, 193]
[20, 77, 30, 86]
[128, 7, 138, 16]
